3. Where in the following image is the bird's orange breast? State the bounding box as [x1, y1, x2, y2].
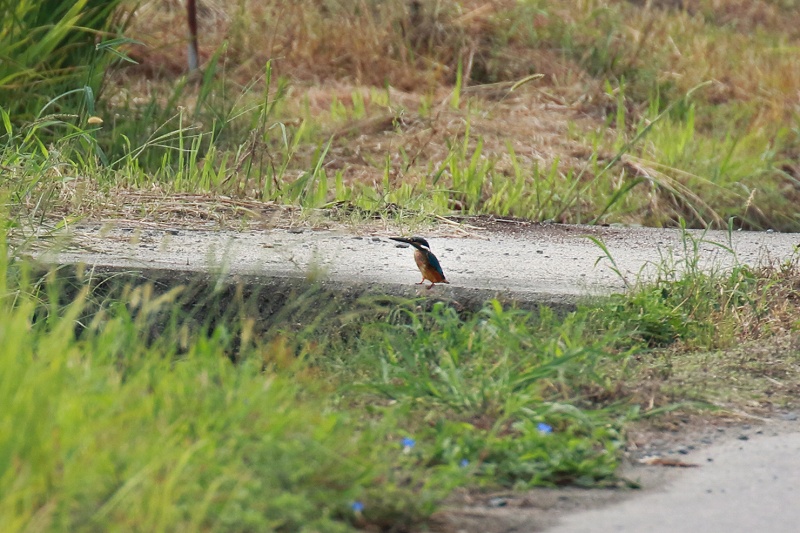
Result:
[414, 249, 447, 283]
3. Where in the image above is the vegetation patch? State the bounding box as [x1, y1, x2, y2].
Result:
[3, 0, 800, 530]
[5, 224, 800, 530]
[1, 239, 628, 531]
[3, 0, 800, 231]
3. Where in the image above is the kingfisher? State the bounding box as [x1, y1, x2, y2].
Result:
[390, 236, 449, 289]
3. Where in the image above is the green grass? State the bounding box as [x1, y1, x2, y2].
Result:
[4, 1, 800, 231]
[588, 222, 754, 348]
[4, 1, 800, 529]
[0, 0, 131, 120]
[5, 218, 800, 529]
[0, 236, 633, 531]
[2, 0, 800, 523]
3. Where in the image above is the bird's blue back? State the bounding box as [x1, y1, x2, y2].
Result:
[424, 249, 446, 278]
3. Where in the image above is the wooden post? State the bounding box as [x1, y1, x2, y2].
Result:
[187, 0, 199, 71]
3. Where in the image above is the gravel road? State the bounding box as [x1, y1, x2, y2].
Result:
[39, 221, 800, 309]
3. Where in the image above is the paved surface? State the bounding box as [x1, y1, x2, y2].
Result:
[36, 222, 800, 308]
[548, 426, 800, 533]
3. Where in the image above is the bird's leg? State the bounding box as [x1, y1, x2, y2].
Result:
[426, 282, 435, 290]
[416, 277, 426, 285]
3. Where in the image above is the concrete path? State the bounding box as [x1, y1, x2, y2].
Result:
[37, 222, 800, 308]
[548, 426, 800, 533]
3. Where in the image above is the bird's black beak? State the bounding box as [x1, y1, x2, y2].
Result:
[389, 237, 413, 244]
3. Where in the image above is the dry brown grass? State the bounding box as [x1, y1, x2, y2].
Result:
[117, 0, 800, 133]
[90, 0, 800, 229]
[731, 258, 800, 341]
[119, 0, 613, 96]
[107, 1, 613, 208]
[289, 82, 609, 187]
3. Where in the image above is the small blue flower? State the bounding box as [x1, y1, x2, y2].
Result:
[459, 458, 470, 467]
[537, 422, 553, 434]
[401, 437, 416, 448]
[351, 501, 364, 513]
